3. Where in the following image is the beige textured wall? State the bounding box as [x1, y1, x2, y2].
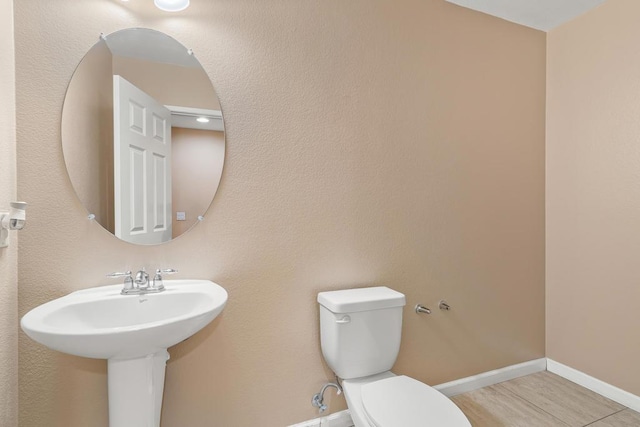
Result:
[172, 128, 225, 237]
[0, 0, 18, 425]
[16, 0, 546, 426]
[547, 0, 640, 396]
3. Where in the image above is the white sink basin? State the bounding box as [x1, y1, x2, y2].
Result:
[21, 279, 227, 360]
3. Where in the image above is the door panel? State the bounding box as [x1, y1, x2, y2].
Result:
[129, 145, 146, 234]
[152, 153, 168, 231]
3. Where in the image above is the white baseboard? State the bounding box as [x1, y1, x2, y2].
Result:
[289, 410, 353, 427]
[547, 359, 640, 412]
[434, 358, 548, 397]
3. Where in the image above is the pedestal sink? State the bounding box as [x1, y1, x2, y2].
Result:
[21, 280, 227, 427]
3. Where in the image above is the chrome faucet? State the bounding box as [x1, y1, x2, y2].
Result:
[135, 268, 149, 289]
[107, 268, 177, 295]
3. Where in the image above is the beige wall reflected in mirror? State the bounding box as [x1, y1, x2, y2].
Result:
[61, 28, 224, 245]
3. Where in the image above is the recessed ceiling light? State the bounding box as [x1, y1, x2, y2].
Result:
[154, 0, 190, 12]
[196, 117, 210, 123]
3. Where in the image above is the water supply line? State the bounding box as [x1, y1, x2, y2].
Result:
[311, 382, 342, 413]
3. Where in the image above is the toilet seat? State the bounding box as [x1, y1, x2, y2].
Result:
[360, 376, 471, 427]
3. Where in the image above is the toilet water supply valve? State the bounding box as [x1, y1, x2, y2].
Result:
[311, 382, 342, 413]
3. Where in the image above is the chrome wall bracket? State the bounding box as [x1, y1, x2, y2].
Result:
[415, 304, 431, 314]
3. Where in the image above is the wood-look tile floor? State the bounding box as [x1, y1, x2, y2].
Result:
[452, 371, 640, 427]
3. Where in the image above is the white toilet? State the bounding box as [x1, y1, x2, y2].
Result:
[318, 286, 471, 427]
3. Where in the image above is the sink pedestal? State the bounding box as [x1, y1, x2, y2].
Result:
[108, 350, 170, 427]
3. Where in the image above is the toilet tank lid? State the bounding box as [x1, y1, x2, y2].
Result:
[317, 287, 406, 313]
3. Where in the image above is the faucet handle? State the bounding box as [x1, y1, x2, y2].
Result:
[152, 268, 177, 290]
[107, 271, 134, 292]
[107, 271, 132, 279]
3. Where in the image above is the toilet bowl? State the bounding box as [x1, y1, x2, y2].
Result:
[317, 287, 471, 427]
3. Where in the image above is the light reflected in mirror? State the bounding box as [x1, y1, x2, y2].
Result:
[62, 28, 224, 245]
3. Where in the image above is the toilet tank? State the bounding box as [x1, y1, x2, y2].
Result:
[318, 287, 406, 380]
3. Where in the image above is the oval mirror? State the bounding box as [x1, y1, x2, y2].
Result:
[61, 28, 224, 245]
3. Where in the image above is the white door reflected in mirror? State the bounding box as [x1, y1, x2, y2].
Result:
[114, 75, 173, 244]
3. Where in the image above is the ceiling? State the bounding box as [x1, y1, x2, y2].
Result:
[445, 0, 608, 31]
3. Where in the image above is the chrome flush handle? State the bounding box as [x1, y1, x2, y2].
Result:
[335, 315, 351, 324]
